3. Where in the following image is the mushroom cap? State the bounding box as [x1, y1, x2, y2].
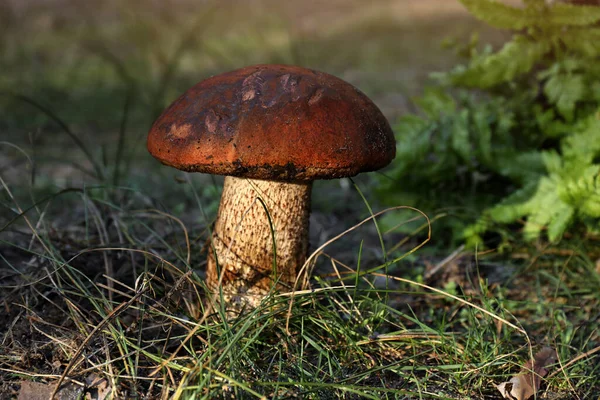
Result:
[147, 64, 395, 181]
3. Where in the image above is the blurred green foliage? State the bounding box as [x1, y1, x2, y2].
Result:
[379, 0, 600, 247]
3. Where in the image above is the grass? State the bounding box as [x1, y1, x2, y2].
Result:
[1, 0, 599, 398]
[3, 181, 599, 398]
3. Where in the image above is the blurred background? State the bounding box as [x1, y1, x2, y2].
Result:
[0, 0, 508, 190]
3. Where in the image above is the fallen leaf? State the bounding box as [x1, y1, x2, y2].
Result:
[17, 381, 52, 400]
[497, 374, 535, 400]
[18, 380, 83, 400]
[496, 346, 557, 400]
[85, 373, 112, 400]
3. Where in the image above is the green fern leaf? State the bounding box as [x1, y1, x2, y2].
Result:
[561, 115, 600, 163]
[473, 108, 492, 164]
[594, 82, 600, 102]
[543, 73, 585, 121]
[459, 0, 600, 30]
[542, 150, 563, 174]
[535, 107, 577, 138]
[488, 182, 539, 223]
[522, 176, 564, 241]
[381, 0, 600, 245]
[494, 150, 545, 184]
[458, 0, 535, 30]
[484, 172, 589, 242]
[451, 109, 471, 163]
[581, 191, 600, 217]
[523, 0, 548, 8]
[463, 217, 491, 248]
[414, 88, 456, 118]
[392, 115, 435, 177]
[557, 165, 600, 215]
[450, 35, 551, 88]
[546, 205, 574, 242]
[561, 27, 600, 58]
[546, 3, 600, 26]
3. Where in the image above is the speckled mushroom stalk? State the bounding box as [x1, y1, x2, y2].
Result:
[206, 177, 311, 308]
[147, 64, 395, 312]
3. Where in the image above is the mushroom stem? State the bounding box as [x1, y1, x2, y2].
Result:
[206, 176, 312, 309]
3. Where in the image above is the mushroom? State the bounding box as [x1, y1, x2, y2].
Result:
[147, 64, 395, 310]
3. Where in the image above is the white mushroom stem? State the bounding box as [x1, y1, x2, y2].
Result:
[206, 176, 311, 308]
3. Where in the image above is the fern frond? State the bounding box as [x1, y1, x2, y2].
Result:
[546, 2, 600, 26]
[484, 170, 598, 242]
[522, 176, 569, 241]
[581, 191, 600, 217]
[473, 108, 492, 164]
[463, 216, 492, 248]
[493, 150, 545, 184]
[543, 72, 585, 121]
[488, 182, 539, 223]
[463, 181, 545, 245]
[381, 1, 600, 245]
[392, 115, 432, 176]
[449, 35, 551, 88]
[414, 88, 456, 118]
[542, 150, 563, 174]
[451, 109, 471, 164]
[547, 206, 575, 241]
[535, 107, 579, 138]
[459, 0, 600, 30]
[557, 165, 600, 216]
[561, 27, 600, 58]
[561, 115, 600, 163]
[458, 0, 534, 30]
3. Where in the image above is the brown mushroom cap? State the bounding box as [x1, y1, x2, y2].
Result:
[147, 64, 395, 181]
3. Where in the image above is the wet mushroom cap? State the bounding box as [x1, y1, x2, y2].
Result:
[147, 64, 396, 181]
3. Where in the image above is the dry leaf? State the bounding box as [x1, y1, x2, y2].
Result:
[17, 381, 52, 400]
[85, 373, 112, 400]
[18, 380, 83, 400]
[496, 346, 557, 400]
[497, 375, 536, 400]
